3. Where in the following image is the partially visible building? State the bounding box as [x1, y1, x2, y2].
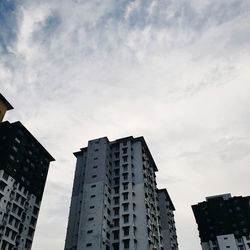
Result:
[0, 94, 54, 250]
[0, 93, 13, 122]
[157, 189, 178, 250]
[65, 136, 178, 250]
[192, 193, 250, 250]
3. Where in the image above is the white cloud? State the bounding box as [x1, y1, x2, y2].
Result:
[1, 0, 250, 249]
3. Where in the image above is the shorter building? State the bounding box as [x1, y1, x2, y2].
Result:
[192, 193, 250, 250]
[157, 189, 178, 250]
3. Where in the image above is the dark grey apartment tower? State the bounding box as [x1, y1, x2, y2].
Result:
[192, 194, 250, 250]
[0, 94, 54, 250]
[64, 136, 178, 250]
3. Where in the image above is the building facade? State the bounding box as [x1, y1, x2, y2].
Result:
[157, 189, 178, 250]
[0, 94, 54, 250]
[65, 136, 178, 250]
[192, 194, 250, 250]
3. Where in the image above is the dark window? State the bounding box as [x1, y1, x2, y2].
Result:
[88, 217, 94, 221]
[86, 243, 92, 247]
[113, 230, 119, 239]
[114, 208, 119, 215]
[114, 178, 119, 185]
[123, 183, 128, 190]
[123, 164, 128, 172]
[87, 230, 93, 234]
[123, 156, 128, 162]
[114, 169, 119, 176]
[114, 197, 119, 205]
[123, 193, 129, 200]
[123, 173, 128, 181]
[123, 215, 129, 223]
[113, 219, 119, 227]
[123, 227, 129, 236]
[123, 239, 130, 249]
[122, 148, 128, 154]
[123, 203, 129, 212]
[114, 187, 119, 194]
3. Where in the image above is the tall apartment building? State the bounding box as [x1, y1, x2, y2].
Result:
[0, 94, 54, 249]
[192, 194, 250, 250]
[65, 136, 178, 250]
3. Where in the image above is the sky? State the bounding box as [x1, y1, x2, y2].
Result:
[1, 0, 250, 249]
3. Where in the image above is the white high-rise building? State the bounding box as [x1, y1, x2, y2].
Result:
[65, 136, 178, 250]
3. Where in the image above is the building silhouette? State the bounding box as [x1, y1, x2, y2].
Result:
[192, 193, 250, 250]
[0, 94, 54, 249]
[65, 136, 178, 250]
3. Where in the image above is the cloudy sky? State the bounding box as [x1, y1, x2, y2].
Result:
[1, 0, 250, 249]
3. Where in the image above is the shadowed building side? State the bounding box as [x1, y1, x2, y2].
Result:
[157, 189, 178, 250]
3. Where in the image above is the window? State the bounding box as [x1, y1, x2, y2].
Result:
[123, 239, 130, 249]
[123, 156, 128, 162]
[114, 178, 119, 185]
[123, 227, 129, 236]
[86, 243, 92, 247]
[91, 184, 96, 188]
[92, 175, 97, 178]
[113, 219, 119, 227]
[113, 230, 119, 240]
[123, 164, 128, 172]
[122, 148, 128, 154]
[107, 232, 110, 239]
[87, 230, 93, 234]
[94, 157, 98, 160]
[113, 243, 119, 250]
[93, 165, 98, 169]
[123, 192, 128, 200]
[123, 183, 128, 190]
[123, 215, 129, 223]
[123, 203, 129, 212]
[114, 187, 119, 194]
[114, 208, 119, 215]
[114, 169, 119, 176]
[123, 173, 128, 181]
[89, 206, 95, 209]
[88, 217, 94, 221]
[114, 197, 119, 205]
[90, 195, 96, 198]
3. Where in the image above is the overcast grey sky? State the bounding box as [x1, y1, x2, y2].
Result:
[1, 0, 250, 249]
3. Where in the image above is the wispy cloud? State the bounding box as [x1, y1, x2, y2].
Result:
[1, 0, 250, 249]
